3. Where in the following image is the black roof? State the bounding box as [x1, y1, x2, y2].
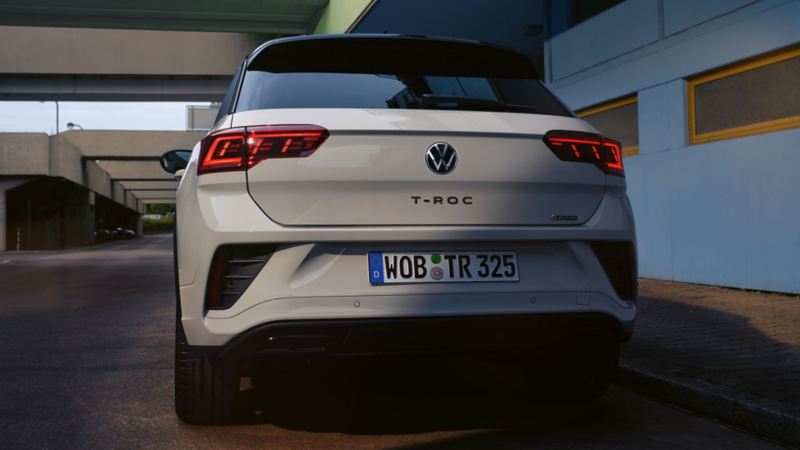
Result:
[245, 34, 538, 78]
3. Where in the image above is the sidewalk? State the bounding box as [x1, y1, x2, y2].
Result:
[617, 279, 800, 446]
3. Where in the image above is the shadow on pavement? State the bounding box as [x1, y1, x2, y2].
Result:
[233, 356, 601, 435]
[0, 239, 780, 448]
[626, 288, 800, 408]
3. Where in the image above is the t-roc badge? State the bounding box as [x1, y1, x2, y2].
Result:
[425, 142, 457, 174]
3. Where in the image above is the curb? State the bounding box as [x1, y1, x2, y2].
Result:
[615, 361, 800, 448]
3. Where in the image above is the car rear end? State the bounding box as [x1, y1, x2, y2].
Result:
[173, 35, 637, 423]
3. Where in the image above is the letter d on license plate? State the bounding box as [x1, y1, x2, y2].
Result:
[368, 251, 518, 285]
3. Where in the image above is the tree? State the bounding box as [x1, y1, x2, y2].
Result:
[146, 203, 176, 215]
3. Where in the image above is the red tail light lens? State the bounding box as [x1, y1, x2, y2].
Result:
[247, 125, 329, 166]
[198, 125, 329, 175]
[543, 130, 625, 177]
[199, 128, 246, 174]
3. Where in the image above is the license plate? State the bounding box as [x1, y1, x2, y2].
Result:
[368, 251, 519, 285]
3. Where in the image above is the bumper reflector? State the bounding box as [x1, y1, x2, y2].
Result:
[206, 244, 276, 310]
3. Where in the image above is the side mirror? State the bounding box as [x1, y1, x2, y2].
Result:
[160, 149, 192, 174]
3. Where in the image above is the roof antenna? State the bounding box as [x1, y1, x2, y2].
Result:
[383, 29, 388, 34]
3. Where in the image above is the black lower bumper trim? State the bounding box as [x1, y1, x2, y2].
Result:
[210, 313, 628, 361]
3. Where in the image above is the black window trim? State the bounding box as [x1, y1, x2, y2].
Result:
[229, 61, 247, 118]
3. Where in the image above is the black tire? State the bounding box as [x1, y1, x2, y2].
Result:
[174, 323, 240, 425]
[526, 331, 620, 402]
[173, 228, 239, 425]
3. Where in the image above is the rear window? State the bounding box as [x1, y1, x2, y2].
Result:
[234, 36, 571, 117]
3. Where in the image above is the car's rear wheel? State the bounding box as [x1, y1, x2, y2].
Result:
[174, 321, 240, 425]
[173, 229, 239, 425]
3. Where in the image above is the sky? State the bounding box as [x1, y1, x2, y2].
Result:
[0, 101, 212, 134]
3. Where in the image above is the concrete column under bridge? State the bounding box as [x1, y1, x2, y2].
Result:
[1, 131, 185, 251]
[3, 177, 96, 251]
[0, 177, 34, 251]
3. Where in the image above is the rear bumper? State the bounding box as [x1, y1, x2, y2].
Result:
[176, 171, 637, 347]
[194, 313, 630, 363]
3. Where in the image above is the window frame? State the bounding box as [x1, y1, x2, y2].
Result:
[577, 94, 639, 156]
[214, 62, 245, 126]
[687, 46, 800, 145]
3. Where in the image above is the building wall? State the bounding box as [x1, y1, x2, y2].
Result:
[85, 161, 112, 199]
[50, 136, 84, 185]
[546, 0, 799, 107]
[0, 133, 50, 176]
[545, 0, 800, 293]
[62, 130, 206, 158]
[0, 131, 168, 250]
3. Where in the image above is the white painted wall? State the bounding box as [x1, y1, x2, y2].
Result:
[546, 0, 800, 293]
[546, 0, 800, 108]
[548, 0, 660, 82]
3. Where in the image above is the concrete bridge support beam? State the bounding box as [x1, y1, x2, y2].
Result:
[0, 177, 34, 251]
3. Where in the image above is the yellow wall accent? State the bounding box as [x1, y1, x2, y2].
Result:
[623, 146, 639, 157]
[576, 95, 637, 117]
[576, 95, 639, 156]
[688, 46, 800, 144]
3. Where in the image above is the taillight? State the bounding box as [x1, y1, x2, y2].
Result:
[199, 128, 247, 174]
[198, 125, 329, 175]
[543, 130, 625, 177]
[247, 125, 328, 165]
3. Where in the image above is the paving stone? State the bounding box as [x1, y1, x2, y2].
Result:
[624, 278, 800, 416]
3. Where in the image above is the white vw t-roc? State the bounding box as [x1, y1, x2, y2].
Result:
[161, 35, 637, 425]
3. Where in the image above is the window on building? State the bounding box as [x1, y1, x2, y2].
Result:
[688, 46, 800, 144]
[577, 95, 639, 156]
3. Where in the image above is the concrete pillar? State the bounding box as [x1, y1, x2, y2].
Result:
[136, 215, 143, 237]
[0, 189, 5, 252]
[0, 177, 33, 252]
[87, 191, 96, 244]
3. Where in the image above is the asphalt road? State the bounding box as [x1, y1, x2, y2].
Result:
[0, 235, 781, 449]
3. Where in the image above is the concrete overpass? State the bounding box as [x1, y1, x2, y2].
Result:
[0, 0, 330, 100]
[0, 0, 330, 33]
[63, 130, 203, 202]
[0, 0, 374, 250]
[0, 26, 261, 101]
[0, 130, 201, 250]
[0, 0, 373, 101]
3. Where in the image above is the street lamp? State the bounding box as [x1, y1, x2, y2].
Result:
[67, 122, 84, 130]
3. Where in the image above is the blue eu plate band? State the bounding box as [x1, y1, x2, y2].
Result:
[368, 252, 384, 285]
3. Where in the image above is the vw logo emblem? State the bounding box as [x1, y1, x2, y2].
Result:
[425, 142, 457, 175]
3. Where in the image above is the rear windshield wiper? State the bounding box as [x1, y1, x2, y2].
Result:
[421, 94, 537, 113]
